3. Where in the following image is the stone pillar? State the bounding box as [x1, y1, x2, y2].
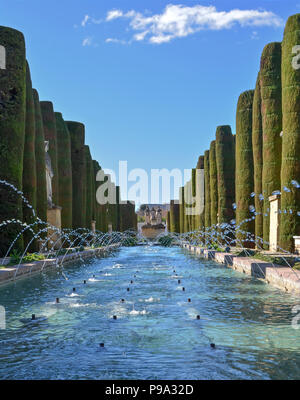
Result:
[91, 220, 96, 233]
[47, 206, 62, 250]
[269, 194, 280, 252]
[108, 224, 112, 233]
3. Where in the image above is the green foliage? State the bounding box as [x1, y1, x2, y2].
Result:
[67, 121, 86, 229]
[179, 187, 185, 233]
[120, 201, 136, 232]
[195, 156, 205, 231]
[93, 160, 105, 231]
[23, 253, 45, 262]
[167, 211, 171, 231]
[84, 145, 93, 229]
[252, 73, 263, 240]
[23, 62, 37, 251]
[208, 242, 222, 251]
[260, 42, 282, 247]
[170, 200, 180, 233]
[158, 234, 174, 247]
[121, 235, 138, 247]
[209, 141, 218, 226]
[204, 150, 210, 230]
[234, 249, 256, 257]
[215, 125, 235, 226]
[280, 14, 300, 251]
[9, 249, 22, 265]
[235, 90, 255, 247]
[55, 112, 72, 229]
[294, 262, 300, 270]
[33, 89, 47, 225]
[0, 26, 26, 256]
[9, 250, 45, 265]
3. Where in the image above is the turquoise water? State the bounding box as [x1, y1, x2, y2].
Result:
[0, 245, 300, 379]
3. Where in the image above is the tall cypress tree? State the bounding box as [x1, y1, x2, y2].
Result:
[170, 200, 180, 233]
[209, 141, 218, 226]
[67, 121, 86, 229]
[260, 42, 282, 247]
[33, 89, 47, 225]
[0, 27, 26, 255]
[280, 14, 300, 251]
[84, 145, 93, 230]
[195, 156, 205, 230]
[215, 125, 235, 225]
[55, 112, 72, 229]
[252, 73, 263, 241]
[22, 62, 37, 249]
[179, 186, 185, 233]
[93, 160, 102, 231]
[204, 150, 211, 230]
[235, 90, 255, 246]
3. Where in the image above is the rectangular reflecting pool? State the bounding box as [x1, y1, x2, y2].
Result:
[0, 245, 300, 379]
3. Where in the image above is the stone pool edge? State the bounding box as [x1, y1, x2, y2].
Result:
[0, 243, 121, 286]
[181, 243, 300, 296]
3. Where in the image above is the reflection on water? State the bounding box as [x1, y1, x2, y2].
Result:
[0, 246, 300, 379]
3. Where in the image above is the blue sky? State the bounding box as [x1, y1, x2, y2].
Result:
[1, 1, 298, 202]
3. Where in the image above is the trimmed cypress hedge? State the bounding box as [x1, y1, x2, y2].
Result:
[280, 14, 300, 252]
[22, 62, 37, 249]
[0, 26, 26, 255]
[33, 89, 47, 224]
[209, 141, 218, 226]
[215, 125, 235, 225]
[184, 182, 192, 232]
[94, 164, 108, 232]
[196, 155, 204, 170]
[195, 156, 205, 230]
[84, 145, 93, 230]
[120, 201, 136, 231]
[116, 185, 121, 231]
[102, 174, 110, 232]
[67, 121, 86, 229]
[252, 73, 263, 241]
[90, 159, 96, 227]
[236, 90, 255, 246]
[204, 150, 211, 230]
[55, 112, 72, 229]
[184, 181, 192, 232]
[179, 186, 185, 233]
[191, 168, 196, 231]
[108, 181, 118, 231]
[40, 101, 59, 206]
[170, 199, 180, 233]
[260, 42, 282, 247]
[93, 160, 103, 231]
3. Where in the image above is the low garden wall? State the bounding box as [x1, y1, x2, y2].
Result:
[0, 243, 121, 285]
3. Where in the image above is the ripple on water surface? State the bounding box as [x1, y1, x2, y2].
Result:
[0, 245, 300, 379]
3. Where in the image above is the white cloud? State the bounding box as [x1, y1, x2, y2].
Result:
[105, 38, 128, 45]
[82, 37, 93, 46]
[80, 14, 102, 27]
[81, 14, 90, 27]
[105, 4, 283, 44]
[106, 9, 124, 21]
